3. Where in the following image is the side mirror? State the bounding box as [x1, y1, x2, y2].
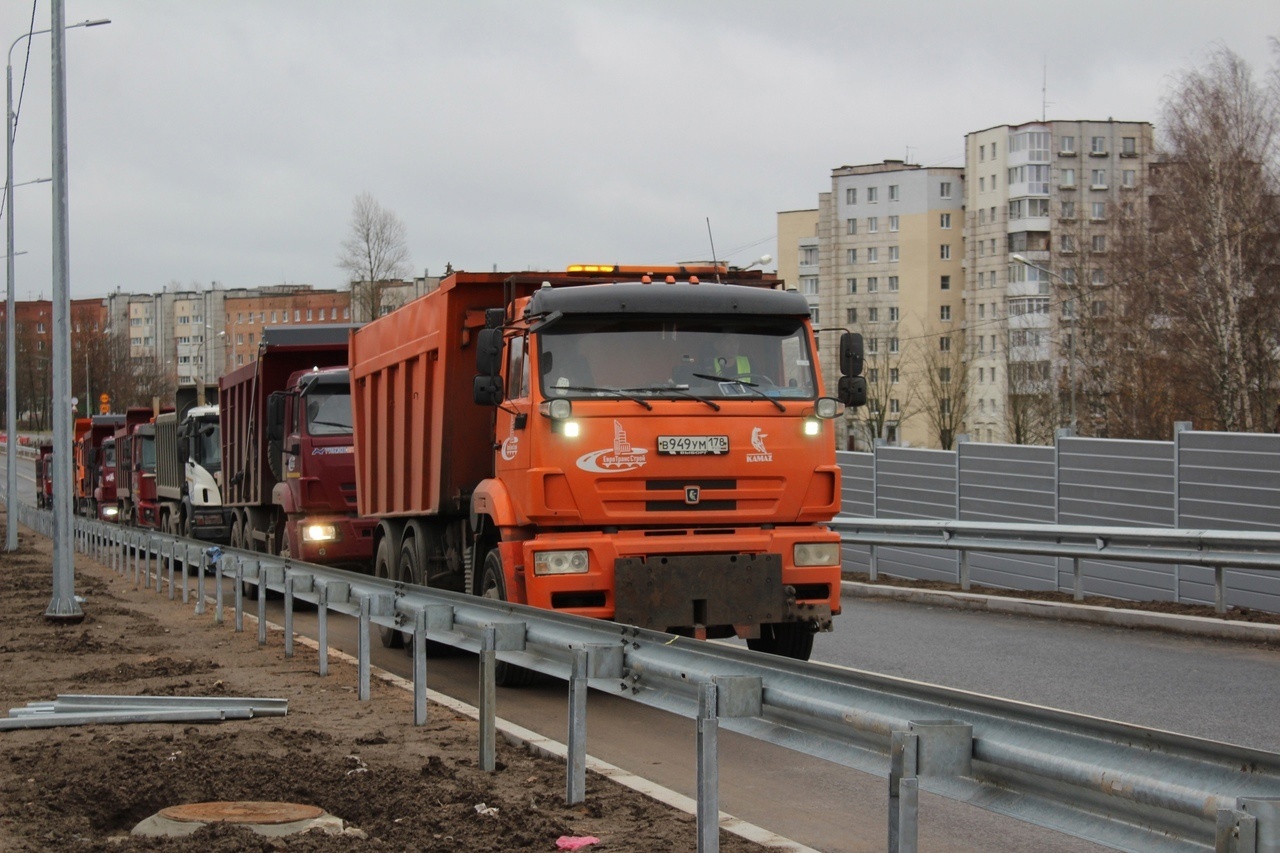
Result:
[840, 332, 865, 377]
[266, 392, 286, 443]
[473, 375, 504, 406]
[838, 375, 868, 408]
[475, 328, 504, 376]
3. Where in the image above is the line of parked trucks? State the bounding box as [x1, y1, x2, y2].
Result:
[45, 264, 866, 668]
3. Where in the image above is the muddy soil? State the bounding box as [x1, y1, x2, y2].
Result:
[0, 520, 769, 852]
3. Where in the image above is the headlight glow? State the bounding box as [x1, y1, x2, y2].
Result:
[804, 419, 821, 436]
[562, 421, 581, 438]
[794, 542, 840, 567]
[101, 505, 119, 517]
[302, 523, 338, 542]
[533, 549, 589, 576]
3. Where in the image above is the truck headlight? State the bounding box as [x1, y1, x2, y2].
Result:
[302, 523, 338, 542]
[794, 542, 840, 567]
[533, 549, 589, 576]
[101, 505, 119, 517]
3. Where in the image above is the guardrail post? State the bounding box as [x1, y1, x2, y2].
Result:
[479, 625, 497, 772]
[889, 731, 919, 853]
[959, 549, 970, 591]
[111, 529, 119, 574]
[1073, 557, 1083, 601]
[869, 543, 879, 582]
[1238, 798, 1278, 851]
[1215, 566, 1227, 616]
[316, 583, 329, 677]
[567, 648, 588, 805]
[696, 681, 719, 853]
[1215, 807, 1257, 852]
[195, 549, 207, 616]
[257, 571, 268, 646]
[283, 574, 295, 658]
[180, 545, 190, 605]
[357, 595, 371, 701]
[234, 557, 245, 633]
[213, 550, 224, 625]
[166, 541, 176, 600]
[413, 608, 427, 725]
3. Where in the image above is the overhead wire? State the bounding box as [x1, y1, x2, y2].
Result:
[0, 1, 41, 224]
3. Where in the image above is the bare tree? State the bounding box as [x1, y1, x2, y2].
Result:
[1153, 47, 1280, 432]
[916, 331, 971, 449]
[337, 192, 412, 322]
[1002, 326, 1058, 446]
[845, 329, 920, 448]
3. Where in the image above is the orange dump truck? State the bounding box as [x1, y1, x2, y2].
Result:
[350, 265, 865, 674]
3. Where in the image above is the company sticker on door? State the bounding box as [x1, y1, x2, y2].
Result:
[576, 420, 648, 472]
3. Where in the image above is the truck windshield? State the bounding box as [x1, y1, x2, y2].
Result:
[102, 443, 116, 467]
[304, 389, 353, 436]
[195, 420, 221, 472]
[139, 436, 156, 471]
[537, 319, 818, 401]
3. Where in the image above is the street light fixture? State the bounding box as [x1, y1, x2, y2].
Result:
[5, 18, 110, 554]
[1011, 253, 1076, 433]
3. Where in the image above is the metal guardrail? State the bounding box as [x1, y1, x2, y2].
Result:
[17, 503, 1280, 853]
[831, 516, 1280, 614]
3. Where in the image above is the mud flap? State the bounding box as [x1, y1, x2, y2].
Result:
[614, 554, 792, 633]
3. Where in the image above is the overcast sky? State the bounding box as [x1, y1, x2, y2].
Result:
[1, 0, 1276, 301]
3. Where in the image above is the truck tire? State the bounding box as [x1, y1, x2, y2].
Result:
[747, 622, 815, 662]
[375, 537, 403, 648]
[229, 514, 244, 550]
[479, 549, 536, 687]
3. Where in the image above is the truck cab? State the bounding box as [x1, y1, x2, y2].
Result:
[264, 366, 374, 566]
[36, 443, 54, 509]
[94, 435, 121, 522]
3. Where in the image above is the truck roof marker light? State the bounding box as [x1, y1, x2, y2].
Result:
[689, 276, 700, 284]
[665, 275, 676, 284]
[641, 275, 652, 283]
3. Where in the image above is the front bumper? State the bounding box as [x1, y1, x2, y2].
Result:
[293, 516, 377, 567]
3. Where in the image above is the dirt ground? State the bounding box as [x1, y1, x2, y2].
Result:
[0, 520, 771, 853]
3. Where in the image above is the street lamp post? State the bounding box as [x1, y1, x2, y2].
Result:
[1011, 253, 1075, 433]
[5, 16, 109, 556]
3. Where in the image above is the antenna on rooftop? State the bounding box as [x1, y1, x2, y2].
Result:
[705, 217, 722, 283]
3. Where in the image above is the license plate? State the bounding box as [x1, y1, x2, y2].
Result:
[657, 435, 729, 455]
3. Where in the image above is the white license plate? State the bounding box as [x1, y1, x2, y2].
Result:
[657, 435, 729, 455]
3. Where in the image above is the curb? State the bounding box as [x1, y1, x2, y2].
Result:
[843, 581, 1280, 644]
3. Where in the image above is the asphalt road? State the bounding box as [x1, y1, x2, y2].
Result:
[6, 454, 1279, 851]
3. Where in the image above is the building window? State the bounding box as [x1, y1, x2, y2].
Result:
[889, 215, 899, 232]
[889, 398, 900, 415]
[1122, 169, 1136, 187]
[867, 247, 879, 262]
[940, 305, 951, 321]
[940, 181, 952, 198]
[868, 277, 879, 293]
[940, 336, 952, 352]
[940, 213, 951, 229]
[809, 307, 820, 324]
[847, 278, 858, 293]
[889, 306, 899, 321]
[846, 187, 857, 205]
[343, 308, 350, 319]
[1061, 168, 1075, 187]
[802, 247, 818, 265]
[979, 177, 985, 192]
[889, 338, 899, 354]
[846, 307, 858, 323]
[801, 276, 819, 295]
[1061, 234, 1076, 253]
[1092, 269, 1105, 286]
[847, 249, 857, 264]
[867, 186, 878, 203]
[940, 244, 951, 260]
[1091, 169, 1107, 188]
[1092, 235, 1107, 253]
[888, 275, 899, 292]
[1060, 135, 1075, 154]
[888, 184, 899, 201]
[978, 303, 985, 319]
[1091, 201, 1107, 220]
[867, 216, 879, 233]
[1091, 136, 1107, 154]
[867, 338, 878, 354]
[868, 307, 879, 322]
[847, 218, 857, 235]
[888, 246, 899, 262]
[940, 275, 951, 290]
[891, 368, 900, 384]
[307, 309, 314, 321]
[294, 310, 301, 322]
[1061, 200, 1075, 219]
[1122, 136, 1136, 155]
[979, 145, 986, 162]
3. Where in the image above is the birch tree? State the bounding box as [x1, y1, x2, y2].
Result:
[337, 192, 412, 322]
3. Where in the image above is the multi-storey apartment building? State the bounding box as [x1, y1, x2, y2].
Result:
[964, 120, 1154, 443]
[221, 286, 352, 371]
[780, 160, 965, 449]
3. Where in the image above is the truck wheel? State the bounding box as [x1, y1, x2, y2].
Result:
[374, 538, 403, 648]
[479, 549, 536, 687]
[229, 515, 243, 550]
[747, 622, 815, 662]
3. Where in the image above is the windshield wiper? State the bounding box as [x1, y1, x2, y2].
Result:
[690, 374, 786, 412]
[623, 386, 720, 411]
[560, 386, 654, 410]
[310, 419, 352, 430]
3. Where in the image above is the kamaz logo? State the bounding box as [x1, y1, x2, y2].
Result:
[685, 486, 700, 505]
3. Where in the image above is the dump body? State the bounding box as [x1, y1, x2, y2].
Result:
[131, 422, 159, 529]
[220, 325, 373, 566]
[155, 386, 227, 540]
[351, 267, 846, 662]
